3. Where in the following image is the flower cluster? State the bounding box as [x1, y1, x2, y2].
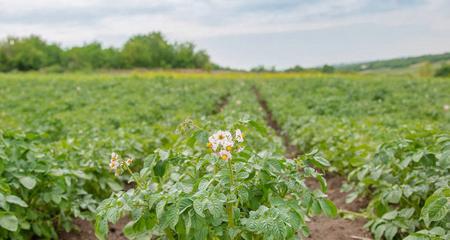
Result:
[109, 152, 133, 176]
[208, 129, 244, 160]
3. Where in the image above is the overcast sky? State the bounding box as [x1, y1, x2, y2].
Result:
[1, 0, 449, 69]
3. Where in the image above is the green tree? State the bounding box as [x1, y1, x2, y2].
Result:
[64, 42, 106, 70]
[122, 32, 173, 68]
[0, 36, 63, 71]
[321, 64, 335, 73]
[0, 32, 215, 72]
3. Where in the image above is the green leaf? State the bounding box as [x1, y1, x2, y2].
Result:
[160, 204, 179, 230]
[95, 216, 108, 240]
[19, 176, 36, 190]
[249, 120, 267, 135]
[193, 199, 205, 217]
[384, 225, 398, 240]
[421, 197, 447, 227]
[318, 198, 337, 218]
[386, 189, 402, 204]
[206, 199, 225, 220]
[310, 156, 330, 168]
[106, 181, 123, 192]
[374, 224, 386, 240]
[429, 227, 445, 236]
[6, 195, 28, 207]
[123, 213, 156, 238]
[382, 210, 398, 220]
[178, 198, 193, 214]
[399, 208, 415, 218]
[0, 214, 18, 232]
[158, 150, 169, 161]
[156, 200, 166, 219]
[316, 175, 327, 193]
[404, 233, 428, 240]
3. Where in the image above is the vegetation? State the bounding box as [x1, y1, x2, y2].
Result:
[256, 75, 449, 239]
[96, 126, 335, 240]
[434, 64, 450, 77]
[335, 52, 450, 71]
[0, 33, 214, 72]
[0, 71, 449, 239]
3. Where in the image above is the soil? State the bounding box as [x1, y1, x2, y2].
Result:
[211, 93, 230, 114]
[59, 217, 129, 240]
[252, 86, 300, 158]
[305, 175, 372, 240]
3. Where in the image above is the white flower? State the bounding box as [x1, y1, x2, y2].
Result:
[236, 146, 245, 153]
[126, 158, 133, 166]
[212, 130, 233, 146]
[236, 100, 242, 106]
[109, 160, 119, 170]
[235, 129, 244, 143]
[444, 104, 449, 111]
[208, 136, 219, 151]
[218, 150, 232, 161]
[111, 152, 119, 161]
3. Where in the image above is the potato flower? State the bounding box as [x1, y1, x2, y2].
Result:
[109, 153, 134, 176]
[208, 129, 244, 160]
[219, 150, 232, 161]
[235, 129, 244, 143]
[126, 158, 133, 166]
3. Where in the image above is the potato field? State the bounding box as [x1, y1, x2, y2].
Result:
[0, 72, 448, 240]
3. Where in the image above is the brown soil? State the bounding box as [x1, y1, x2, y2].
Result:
[59, 217, 129, 240]
[252, 86, 300, 158]
[305, 175, 372, 240]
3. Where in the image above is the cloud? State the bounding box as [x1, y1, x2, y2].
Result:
[0, 0, 449, 67]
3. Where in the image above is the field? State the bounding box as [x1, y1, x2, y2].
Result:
[0, 71, 449, 240]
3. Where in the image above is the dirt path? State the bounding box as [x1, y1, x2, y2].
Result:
[59, 217, 128, 240]
[305, 176, 371, 240]
[252, 86, 299, 158]
[252, 86, 371, 240]
[211, 93, 230, 114]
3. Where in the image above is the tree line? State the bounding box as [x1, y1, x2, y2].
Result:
[0, 32, 217, 72]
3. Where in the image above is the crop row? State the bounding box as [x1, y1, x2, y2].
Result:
[256, 76, 450, 239]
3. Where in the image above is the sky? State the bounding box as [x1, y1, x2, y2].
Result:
[0, 0, 449, 69]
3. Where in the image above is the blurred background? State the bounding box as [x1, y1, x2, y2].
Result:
[1, 0, 449, 72]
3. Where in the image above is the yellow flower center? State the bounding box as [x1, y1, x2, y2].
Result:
[207, 142, 212, 148]
[221, 154, 228, 160]
[226, 146, 232, 151]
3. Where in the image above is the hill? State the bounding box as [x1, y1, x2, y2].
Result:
[335, 52, 450, 73]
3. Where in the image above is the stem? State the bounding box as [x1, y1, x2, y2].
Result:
[165, 229, 175, 240]
[125, 165, 145, 190]
[339, 209, 368, 218]
[227, 159, 235, 228]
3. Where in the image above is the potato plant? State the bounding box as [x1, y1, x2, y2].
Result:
[0, 130, 103, 239]
[95, 123, 336, 239]
[347, 134, 449, 240]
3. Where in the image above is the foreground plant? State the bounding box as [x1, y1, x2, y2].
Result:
[95, 124, 336, 239]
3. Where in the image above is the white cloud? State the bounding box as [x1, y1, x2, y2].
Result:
[0, 0, 449, 67]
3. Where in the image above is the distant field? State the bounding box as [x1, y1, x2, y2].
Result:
[336, 53, 450, 71]
[0, 72, 449, 239]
